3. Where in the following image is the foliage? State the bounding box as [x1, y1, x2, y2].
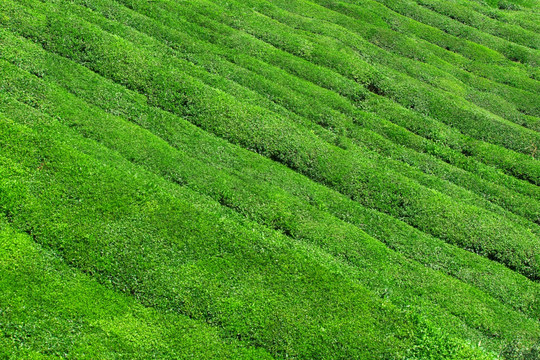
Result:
[0, 0, 538, 358]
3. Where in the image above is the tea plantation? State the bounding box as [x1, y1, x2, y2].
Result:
[0, 0, 539, 358]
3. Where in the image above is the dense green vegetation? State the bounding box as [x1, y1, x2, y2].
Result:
[0, 0, 538, 358]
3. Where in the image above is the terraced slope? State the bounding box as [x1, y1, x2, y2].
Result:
[0, 0, 538, 358]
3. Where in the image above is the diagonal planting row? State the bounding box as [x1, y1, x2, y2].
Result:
[308, 0, 540, 93]
[239, 0, 540, 128]
[3, 25, 540, 314]
[3, 0, 539, 281]
[1, 34, 539, 327]
[178, 0, 540, 161]
[205, 0, 540, 129]
[3, 57, 540, 353]
[31, 0, 540, 226]
[32, 1, 540, 228]
[0, 109, 497, 359]
[456, 0, 540, 34]
[405, 0, 540, 50]
[373, 0, 540, 66]
[1, 0, 538, 357]
[106, 0, 540, 184]
[0, 220, 271, 359]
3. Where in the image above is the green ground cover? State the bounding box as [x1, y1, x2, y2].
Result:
[0, 0, 538, 358]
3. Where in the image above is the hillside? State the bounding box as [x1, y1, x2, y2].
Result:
[0, 0, 539, 358]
